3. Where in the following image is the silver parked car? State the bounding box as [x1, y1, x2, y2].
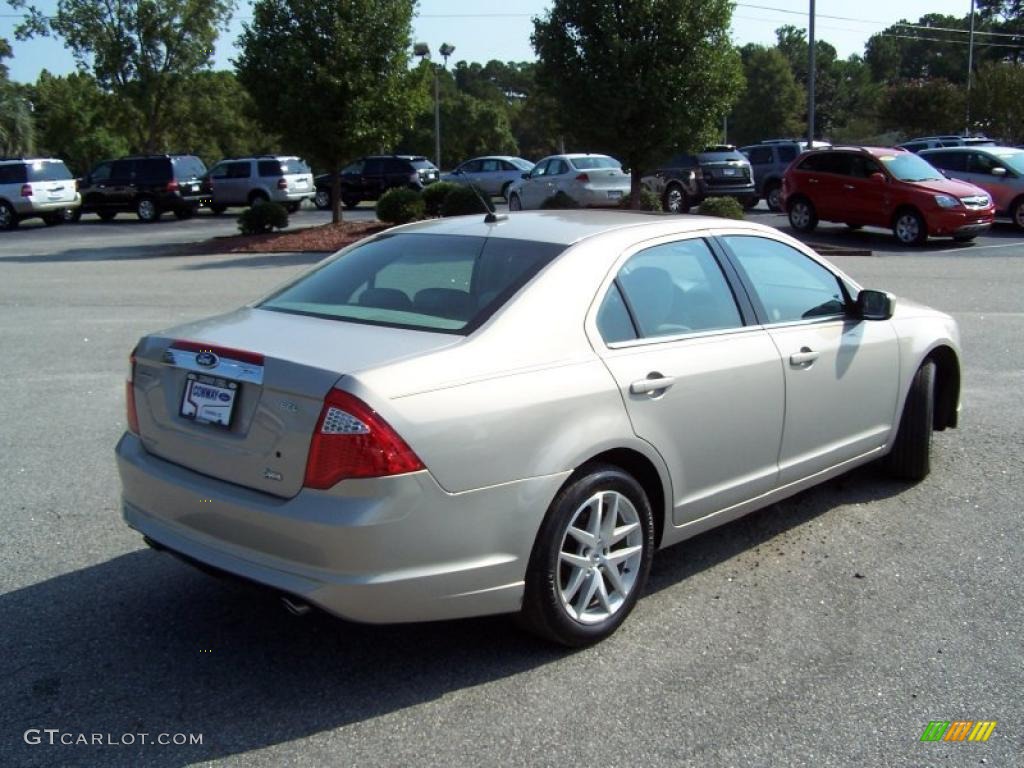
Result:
[205, 155, 314, 213]
[0, 157, 80, 230]
[117, 211, 961, 646]
[442, 155, 535, 199]
[920, 145, 1024, 229]
[507, 153, 631, 209]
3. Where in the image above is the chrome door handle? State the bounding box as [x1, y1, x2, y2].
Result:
[789, 347, 819, 366]
[808, 178, 819, 184]
[843, 184, 855, 190]
[630, 375, 676, 395]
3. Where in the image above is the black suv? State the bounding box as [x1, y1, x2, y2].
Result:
[643, 146, 755, 213]
[74, 155, 208, 222]
[314, 155, 440, 210]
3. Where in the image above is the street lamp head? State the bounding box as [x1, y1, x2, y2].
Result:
[439, 43, 455, 62]
[413, 42, 431, 59]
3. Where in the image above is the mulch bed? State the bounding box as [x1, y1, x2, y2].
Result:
[189, 220, 390, 255]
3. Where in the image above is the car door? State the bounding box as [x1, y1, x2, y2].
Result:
[520, 159, 553, 208]
[108, 159, 137, 210]
[720, 234, 899, 483]
[843, 155, 890, 227]
[223, 161, 252, 204]
[966, 151, 1017, 214]
[476, 158, 503, 195]
[547, 158, 574, 200]
[454, 158, 482, 188]
[592, 235, 785, 525]
[83, 161, 114, 211]
[362, 158, 386, 198]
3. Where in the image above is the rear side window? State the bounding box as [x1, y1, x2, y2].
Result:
[605, 238, 742, 341]
[777, 145, 798, 163]
[137, 158, 170, 178]
[226, 161, 251, 179]
[257, 160, 283, 177]
[260, 234, 565, 334]
[25, 160, 73, 182]
[0, 163, 27, 184]
[724, 236, 846, 323]
[798, 153, 849, 174]
[925, 152, 967, 172]
[747, 147, 773, 164]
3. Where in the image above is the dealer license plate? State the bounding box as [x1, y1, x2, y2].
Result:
[180, 373, 238, 428]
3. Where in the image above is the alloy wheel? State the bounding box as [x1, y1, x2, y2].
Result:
[314, 189, 330, 209]
[556, 490, 644, 625]
[665, 186, 684, 214]
[767, 186, 782, 212]
[137, 199, 157, 222]
[896, 213, 921, 244]
[790, 201, 811, 229]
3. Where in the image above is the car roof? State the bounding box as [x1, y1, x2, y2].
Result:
[388, 210, 774, 246]
[0, 157, 65, 164]
[920, 145, 1022, 154]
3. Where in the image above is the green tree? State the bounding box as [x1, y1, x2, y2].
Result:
[878, 79, 966, 137]
[10, 0, 235, 152]
[971, 62, 1024, 142]
[236, 0, 424, 222]
[532, 0, 743, 202]
[0, 37, 34, 155]
[29, 71, 127, 174]
[729, 45, 804, 146]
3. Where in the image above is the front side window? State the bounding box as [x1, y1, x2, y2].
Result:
[926, 152, 967, 172]
[260, 234, 564, 334]
[601, 238, 742, 342]
[89, 162, 113, 183]
[459, 159, 482, 173]
[723, 236, 847, 323]
[227, 162, 251, 179]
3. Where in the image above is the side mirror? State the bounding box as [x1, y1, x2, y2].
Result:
[869, 172, 887, 184]
[855, 289, 895, 321]
[522, 172, 530, 179]
[992, 166, 1007, 176]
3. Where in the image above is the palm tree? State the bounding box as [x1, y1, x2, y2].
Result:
[0, 85, 35, 155]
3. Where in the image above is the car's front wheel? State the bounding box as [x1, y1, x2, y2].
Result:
[788, 197, 817, 232]
[765, 182, 783, 212]
[885, 360, 935, 481]
[342, 195, 360, 210]
[136, 197, 159, 223]
[519, 464, 654, 646]
[893, 208, 927, 246]
[508, 193, 522, 211]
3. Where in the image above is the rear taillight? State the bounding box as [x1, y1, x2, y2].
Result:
[20, 184, 32, 197]
[166, 180, 179, 193]
[304, 390, 424, 489]
[126, 350, 140, 435]
[575, 173, 590, 182]
[277, 178, 288, 190]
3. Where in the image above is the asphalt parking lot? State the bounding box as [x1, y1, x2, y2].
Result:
[1, 208, 1021, 767]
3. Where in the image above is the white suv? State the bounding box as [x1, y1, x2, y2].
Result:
[204, 155, 314, 213]
[0, 157, 81, 230]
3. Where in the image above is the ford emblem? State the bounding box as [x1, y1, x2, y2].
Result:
[196, 351, 218, 368]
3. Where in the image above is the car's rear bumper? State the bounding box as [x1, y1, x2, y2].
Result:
[697, 183, 757, 198]
[577, 188, 629, 207]
[13, 195, 80, 215]
[116, 432, 567, 624]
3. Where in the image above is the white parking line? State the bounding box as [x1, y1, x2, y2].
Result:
[932, 241, 1024, 254]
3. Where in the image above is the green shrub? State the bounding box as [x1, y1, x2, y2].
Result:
[422, 181, 460, 217]
[376, 187, 425, 224]
[618, 188, 663, 212]
[237, 201, 289, 235]
[440, 184, 491, 216]
[539, 191, 580, 209]
[697, 196, 745, 220]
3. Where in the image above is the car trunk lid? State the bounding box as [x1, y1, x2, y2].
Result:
[131, 307, 460, 498]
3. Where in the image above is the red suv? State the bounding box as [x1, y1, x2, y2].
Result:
[782, 146, 995, 245]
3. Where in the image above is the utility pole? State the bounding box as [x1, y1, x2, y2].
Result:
[807, 0, 816, 145]
[966, 0, 976, 135]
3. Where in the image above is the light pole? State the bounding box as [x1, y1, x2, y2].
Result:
[807, 0, 816, 145]
[966, 0, 976, 135]
[414, 42, 455, 170]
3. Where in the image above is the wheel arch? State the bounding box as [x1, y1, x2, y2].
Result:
[891, 203, 925, 229]
[568, 447, 670, 549]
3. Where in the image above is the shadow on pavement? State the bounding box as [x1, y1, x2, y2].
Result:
[0, 464, 909, 767]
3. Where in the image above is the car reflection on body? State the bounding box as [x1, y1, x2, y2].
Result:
[117, 211, 961, 645]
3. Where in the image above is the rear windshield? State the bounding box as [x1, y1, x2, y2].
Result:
[409, 158, 438, 170]
[265, 158, 311, 175]
[25, 160, 73, 182]
[697, 151, 747, 163]
[510, 157, 535, 170]
[259, 233, 565, 334]
[172, 156, 207, 180]
[571, 156, 620, 170]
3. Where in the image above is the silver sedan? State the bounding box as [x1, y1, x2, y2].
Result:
[441, 155, 534, 199]
[507, 153, 632, 209]
[117, 211, 961, 645]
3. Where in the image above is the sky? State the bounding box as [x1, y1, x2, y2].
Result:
[1, 0, 977, 84]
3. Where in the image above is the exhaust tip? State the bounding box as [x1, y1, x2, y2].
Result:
[281, 596, 312, 616]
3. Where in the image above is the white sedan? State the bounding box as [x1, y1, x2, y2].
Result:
[507, 153, 631, 210]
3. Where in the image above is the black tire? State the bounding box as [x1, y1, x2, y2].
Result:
[742, 195, 759, 210]
[765, 182, 783, 213]
[285, 201, 301, 214]
[893, 208, 927, 246]
[1010, 197, 1024, 231]
[518, 464, 655, 647]
[136, 197, 159, 223]
[342, 195, 360, 210]
[0, 201, 17, 230]
[63, 207, 81, 223]
[313, 188, 331, 210]
[209, 203, 227, 215]
[174, 206, 195, 220]
[662, 183, 690, 214]
[788, 197, 818, 232]
[885, 361, 935, 481]
[508, 193, 522, 212]
[97, 210, 117, 222]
